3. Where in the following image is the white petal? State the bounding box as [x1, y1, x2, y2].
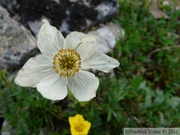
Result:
[68, 70, 99, 101]
[65, 32, 96, 60]
[15, 55, 54, 87]
[81, 51, 120, 73]
[36, 73, 68, 100]
[37, 20, 64, 58]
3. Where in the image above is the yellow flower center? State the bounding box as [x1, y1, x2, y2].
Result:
[53, 49, 81, 77]
[75, 124, 83, 132]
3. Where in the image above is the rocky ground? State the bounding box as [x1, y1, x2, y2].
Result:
[0, 0, 124, 71]
[1, 0, 119, 35]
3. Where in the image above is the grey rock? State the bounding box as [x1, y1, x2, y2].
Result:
[15, 0, 119, 35]
[27, 17, 49, 36]
[1, 119, 10, 135]
[88, 23, 125, 54]
[95, 1, 119, 22]
[0, 0, 11, 7]
[0, 0, 18, 15]
[0, 6, 38, 70]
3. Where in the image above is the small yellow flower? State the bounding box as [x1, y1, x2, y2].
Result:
[69, 114, 91, 135]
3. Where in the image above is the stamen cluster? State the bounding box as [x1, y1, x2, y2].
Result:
[53, 49, 81, 77]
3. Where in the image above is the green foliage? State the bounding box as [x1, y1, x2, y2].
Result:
[0, 0, 180, 135]
[0, 71, 70, 135]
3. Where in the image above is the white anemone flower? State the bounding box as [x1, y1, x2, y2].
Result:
[15, 20, 120, 101]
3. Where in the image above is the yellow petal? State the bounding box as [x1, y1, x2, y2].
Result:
[81, 121, 91, 135]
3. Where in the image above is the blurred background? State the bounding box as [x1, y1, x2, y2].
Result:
[0, 0, 180, 135]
